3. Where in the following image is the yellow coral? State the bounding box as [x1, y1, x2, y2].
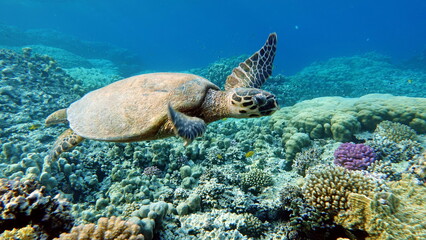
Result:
[0, 225, 36, 240]
[55, 216, 144, 240]
[335, 174, 426, 240]
[303, 165, 380, 214]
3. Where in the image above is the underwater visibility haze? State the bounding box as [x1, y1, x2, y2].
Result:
[0, 0, 426, 239]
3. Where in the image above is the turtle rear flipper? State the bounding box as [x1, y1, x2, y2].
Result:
[45, 108, 69, 126]
[167, 104, 206, 146]
[49, 129, 84, 161]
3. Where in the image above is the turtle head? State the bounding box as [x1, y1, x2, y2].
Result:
[227, 88, 279, 118]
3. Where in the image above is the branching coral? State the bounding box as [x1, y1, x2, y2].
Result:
[334, 174, 426, 240]
[237, 213, 266, 238]
[373, 120, 417, 142]
[292, 146, 323, 176]
[303, 165, 381, 214]
[240, 169, 273, 194]
[55, 216, 144, 240]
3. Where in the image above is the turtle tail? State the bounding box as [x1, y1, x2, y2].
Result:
[48, 129, 84, 161]
[45, 108, 69, 126]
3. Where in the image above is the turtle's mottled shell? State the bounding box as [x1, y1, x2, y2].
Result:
[67, 72, 219, 142]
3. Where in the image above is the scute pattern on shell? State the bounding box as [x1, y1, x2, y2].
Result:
[67, 73, 219, 142]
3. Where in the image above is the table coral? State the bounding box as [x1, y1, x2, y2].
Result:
[334, 143, 376, 170]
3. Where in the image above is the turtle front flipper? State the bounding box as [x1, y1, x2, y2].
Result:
[167, 104, 206, 146]
[49, 129, 84, 161]
[225, 33, 277, 90]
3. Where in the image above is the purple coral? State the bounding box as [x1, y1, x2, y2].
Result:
[334, 143, 376, 170]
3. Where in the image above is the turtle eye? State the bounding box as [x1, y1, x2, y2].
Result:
[253, 94, 266, 106]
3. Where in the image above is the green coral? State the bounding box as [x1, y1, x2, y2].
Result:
[374, 120, 417, 142]
[240, 169, 273, 194]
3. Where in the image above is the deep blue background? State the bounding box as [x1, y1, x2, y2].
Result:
[0, 0, 425, 74]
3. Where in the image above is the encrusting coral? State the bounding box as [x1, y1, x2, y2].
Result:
[55, 216, 145, 240]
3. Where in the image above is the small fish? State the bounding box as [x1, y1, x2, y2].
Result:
[407, 79, 413, 84]
[245, 151, 255, 158]
[28, 124, 41, 130]
[216, 154, 223, 159]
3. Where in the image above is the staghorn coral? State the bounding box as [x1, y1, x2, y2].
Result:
[333, 143, 376, 170]
[302, 165, 381, 214]
[240, 169, 273, 194]
[334, 174, 426, 240]
[0, 178, 74, 237]
[373, 120, 417, 143]
[55, 216, 144, 240]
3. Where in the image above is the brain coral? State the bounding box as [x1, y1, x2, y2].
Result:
[334, 143, 376, 170]
[302, 165, 380, 214]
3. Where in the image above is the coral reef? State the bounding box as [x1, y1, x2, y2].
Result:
[302, 165, 382, 214]
[292, 145, 324, 176]
[55, 216, 144, 240]
[283, 52, 426, 105]
[128, 201, 174, 240]
[0, 40, 425, 240]
[0, 24, 142, 75]
[334, 174, 426, 239]
[189, 55, 247, 87]
[373, 121, 417, 143]
[240, 169, 273, 194]
[236, 213, 266, 238]
[0, 178, 74, 238]
[271, 94, 426, 160]
[0, 225, 36, 240]
[334, 143, 376, 170]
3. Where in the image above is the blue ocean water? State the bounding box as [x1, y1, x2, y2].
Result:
[0, 0, 425, 74]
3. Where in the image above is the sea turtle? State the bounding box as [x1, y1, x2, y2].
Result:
[46, 33, 279, 160]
